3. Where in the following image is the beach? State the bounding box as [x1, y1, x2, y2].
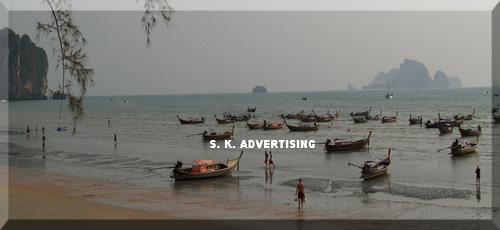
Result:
[4, 89, 494, 224]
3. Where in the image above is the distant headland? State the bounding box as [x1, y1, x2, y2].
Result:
[252, 86, 267, 93]
[362, 58, 462, 90]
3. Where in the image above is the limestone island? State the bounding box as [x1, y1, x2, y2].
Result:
[252, 86, 267, 93]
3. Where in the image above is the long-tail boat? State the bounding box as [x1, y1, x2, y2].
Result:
[381, 112, 398, 123]
[246, 120, 263, 130]
[367, 110, 382, 120]
[450, 139, 478, 155]
[317, 114, 334, 122]
[280, 110, 304, 119]
[459, 125, 482, 137]
[494, 112, 500, 123]
[202, 126, 234, 140]
[284, 120, 318, 131]
[493, 103, 499, 113]
[463, 109, 475, 120]
[438, 124, 453, 134]
[247, 107, 256, 112]
[348, 148, 391, 180]
[450, 115, 464, 127]
[350, 106, 372, 117]
[215, 115, 234, 124]
[170, 151, 244, 180]
[177, 115, 205, 124]
[425, 113, 451, 128]
[263, 121, 283, 130]
[353, 116, 368, 123]
[324, 131, 372, 151]
[225, 112, 250, 121]
[300, 112, 317, 122]
[408, 114, 422, 125]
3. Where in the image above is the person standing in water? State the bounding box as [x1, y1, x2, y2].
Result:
[42, 126, 45, 135]
[296, 178, 305, 210]
[476, 166, 481, 184]
[269, 151, 275, 168]
[114, 133, 117, 147]
[42, 135, 46, 158]
[264, 151, 269, 167]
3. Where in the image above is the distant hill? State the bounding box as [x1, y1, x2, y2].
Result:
[0, 28, 48, 100]
[252, 86, 267, 93]
[347, 83, 356, 91]
[362, 59, 461, 90]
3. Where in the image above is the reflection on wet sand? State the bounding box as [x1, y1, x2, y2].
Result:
[171, 175, 241, 197]
[476, 184, 481, 203]
[265, 168, 274, 185]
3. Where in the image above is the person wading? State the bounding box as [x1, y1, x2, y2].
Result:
[296, 178, 305, 210]
[476, 166, 481, 184]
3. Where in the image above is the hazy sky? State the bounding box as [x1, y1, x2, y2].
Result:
[3, 1, 496, 95]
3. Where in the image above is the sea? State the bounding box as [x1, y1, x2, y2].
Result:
[2, 87, 497, 219]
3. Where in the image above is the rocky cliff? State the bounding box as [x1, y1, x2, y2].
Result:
[362, 59, 461, 90]
[0, 28, 48, 100]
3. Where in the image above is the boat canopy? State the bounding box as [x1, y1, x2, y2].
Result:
[192, 159, 216, 173]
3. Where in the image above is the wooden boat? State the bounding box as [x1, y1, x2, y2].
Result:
[225, 112, 250, 121]
[280, 110, 303, 119]
[348, 148, 391, 180]
[408, 114, 422, 125]
[438, 124, 453, 134]
[170, 151, 244, 180]
[247, 107, 256, 112]
[493, 103, 499, 113]
[300, 113, 317, 122]
[263, 121, 283, 130]
[246, 120, 263, 130]
[215, 115, 234, 124]
[425, 114, 450, 128]
[494, 113, 500, 123]
[450, 115, 464, 127]
[324, 131, 372, 151]
[317, 114, 334, 122]
[381, 112, 398, 123]
[202, 126, 234, 141]
[302, 97, 308, 101]
[177, 115, 205, 124]
[333, 110, 341, 118]
[350, 106, 372, 117]
[459, 125, 482, 137]
[450, 139, 478, 155]
[284, 120, 318, 131]
[367, 110, 382, 120]
[353, 116, 368, 123]
[463, 109, 475, 120]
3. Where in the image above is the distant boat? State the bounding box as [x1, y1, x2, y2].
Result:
[385, 77, 393, 99]
[0, 99, 6, 103]
[57, 127, 68, 131]
[52, 91, 67, 100]
[302, 97, 308, 101]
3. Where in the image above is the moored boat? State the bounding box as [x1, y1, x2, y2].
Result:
[215, 115, 234, 124]
[463, 109, 475, 120]
[353, 116, 368, 123]
[350, 106, 372, 117]
[408, 114, 422, 125]
[177, 115, 205, 124]
[348, 148, 391, 180]
[202, 126, 234, 140]
[284, 120, 318, 131]
[263, 121, 283, 130]
[459, 125, 482, 137]
[368, 110, 383, 120]
[438, 124, 453, 134]
[324, 131, 372, 151]
[494, 112, 500, 123]
[381, 112, 398, 123]
[170, 151, 244, 180]
[450, 139, 478, 155]
[246, 120, 263, 130]
[300, 112, 317, 122]
[247, 107, 256, 112]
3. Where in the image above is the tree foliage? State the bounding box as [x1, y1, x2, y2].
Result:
[36, 0, 173, 135]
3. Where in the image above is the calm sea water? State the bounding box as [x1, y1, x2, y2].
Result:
[5, 88, 496, 219]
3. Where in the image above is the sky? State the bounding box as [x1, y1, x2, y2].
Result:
[2, 1, 497, 95]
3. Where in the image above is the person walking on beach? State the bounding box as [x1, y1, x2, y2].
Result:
[114, 133, 117, 147]
[264, 151, 269, 167]
[296, 178, 305, 210]
[476, 166, 481, 184]
[269, 151, 275, 168]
